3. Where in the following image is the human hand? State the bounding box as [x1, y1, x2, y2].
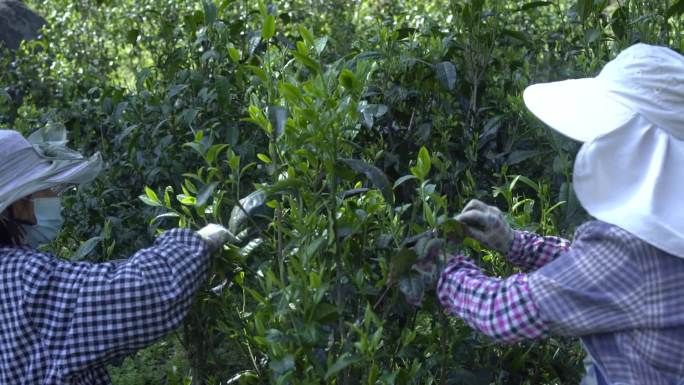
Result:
[399, 237, 449, 307]
[455, 199, 514, 254]
[197, 224, 238, 252]
[403, 252, 480, 308]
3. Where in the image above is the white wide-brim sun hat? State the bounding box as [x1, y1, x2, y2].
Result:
[0, 125, 103, 214]
[523, 43, 684, 258]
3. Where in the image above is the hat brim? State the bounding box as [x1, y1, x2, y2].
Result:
[523, 78, 637, 142]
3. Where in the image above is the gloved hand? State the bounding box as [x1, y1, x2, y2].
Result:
[197, 223, 238, 252]
[455, 199, 514, 254]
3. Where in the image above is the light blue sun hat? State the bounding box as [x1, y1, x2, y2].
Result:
[0, 124, 103, 213]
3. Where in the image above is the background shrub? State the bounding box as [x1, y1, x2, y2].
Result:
[2, 0, 683, 384]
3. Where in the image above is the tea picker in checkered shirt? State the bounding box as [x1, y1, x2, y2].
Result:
[0, 127, 233, 384]
[436, 43, 684, 385]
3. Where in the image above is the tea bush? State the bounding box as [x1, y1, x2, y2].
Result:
[3, 0, 684, 384]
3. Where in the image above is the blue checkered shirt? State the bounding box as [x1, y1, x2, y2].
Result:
[0, 228, 209, 385]
[530, 221, 684, 384]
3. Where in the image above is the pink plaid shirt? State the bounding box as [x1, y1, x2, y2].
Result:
[438, 221, 684, 384]
[436, 230, 570, 343]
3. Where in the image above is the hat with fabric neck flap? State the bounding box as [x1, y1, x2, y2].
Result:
[523, 43, 684, 258]
[0, 125, 103, 214]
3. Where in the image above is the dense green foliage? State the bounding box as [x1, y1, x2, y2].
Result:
[3, 0, 684, 384]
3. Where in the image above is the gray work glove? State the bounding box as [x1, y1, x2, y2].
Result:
[197, 223, 238, 252]
[455, 199, 514, 254]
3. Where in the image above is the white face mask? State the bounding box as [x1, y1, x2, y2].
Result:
[21, 197, 64, 248]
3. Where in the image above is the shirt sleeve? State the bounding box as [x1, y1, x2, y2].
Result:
[507, 230, 571, 271]
[528, 222, 647, 336]
[436, 255, 549, 343]
[21, 228, 210, 376]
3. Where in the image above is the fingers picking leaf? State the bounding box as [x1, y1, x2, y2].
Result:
[440, 218, 466, 244]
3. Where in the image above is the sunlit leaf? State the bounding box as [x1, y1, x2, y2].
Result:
[139, 186, 161, 206]
[339, 69, 359, 92]
[247, 31, 261, 55]
[229, 189, 267, 234]
[240, 238, 263, 257]
[227, 47, 241, 62]
[359, 103, 387, 128]
[410, 146, 431, 180]
[151, 212, 181, 225]
[262, 14, 276, 40]
[205, 144, 229, 165]
[279, 82, 304, 104]
[257, 153, 272, 164]
[314, 36, 328, 55]
[298, 25, 314, 46]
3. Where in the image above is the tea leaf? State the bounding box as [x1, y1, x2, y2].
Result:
[73, 236, 104, 261]
[244, 65, 268, 83]
[229, 190, 267, 234]
[434, 61, 457, 91]
[279, 82, 304, 104]
[325, 353, 361, 380]
[262, 14, 276, 40]
[314, 37, 328, 55]
[247, 31, 261, 56]
[410, 146, 431, 180]
[227, 47, 241, 62]
[339, 69, 359, 92]
[298, 25, 314, 46]
[439, 217, 466, 243]
[292, 51, 321, 74]
[339, 158, 394, 205]
[140, 186, 162, 207]
[393, 174, 417, 189]
[257, 153, 272, 164]
[196, 181, 218, 207]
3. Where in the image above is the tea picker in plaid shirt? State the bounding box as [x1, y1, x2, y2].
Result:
[0, 128, 234, 384]
[436, 44, 684, 385]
